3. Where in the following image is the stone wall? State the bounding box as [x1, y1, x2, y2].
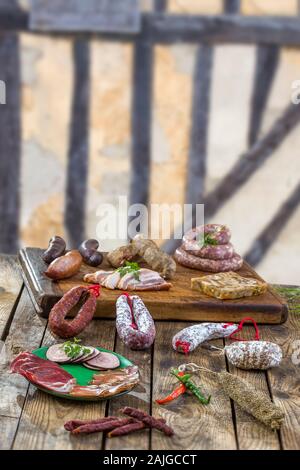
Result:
[18, 0, 300, 284]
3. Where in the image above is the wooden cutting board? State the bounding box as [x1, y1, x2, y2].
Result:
[19, 247, 288, 324]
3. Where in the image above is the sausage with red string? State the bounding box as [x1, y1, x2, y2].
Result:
[49, 285, 99, 338]
[116, 294, 156, 350]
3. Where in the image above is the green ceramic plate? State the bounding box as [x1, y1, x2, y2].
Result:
[32, 346, 134, 401]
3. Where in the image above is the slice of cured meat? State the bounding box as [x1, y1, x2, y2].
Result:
[71, 347, 99, 363]
[84, 351, 120, 370]
[91, 365, 139, 385]
[175, 246, 243, 272]
[10, 351, 76, 394]
[84, 268, 172, 291]
[46, 344, 74, 363]
[69, 380, 138, 398]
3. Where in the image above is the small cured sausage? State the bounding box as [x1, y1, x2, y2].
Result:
[182, 240, 234, 260]
[78, 239, 103, 267]
[83, 351, 120, 370]
[183, 224, 231, 246]
[45, 250, 82, 280]
[116, 294, 156, 350]
[71, 418, 134, 435]
[108, 421, 146, 438]
[172, 323, 238, 354]
[42, 236, 66, 264]
[48, 286, 98, 338]
[64, 416, 118, 432]
[175, 246, 243, 272]
[121, 407, 174, 436]
[225, 341, 282, 370]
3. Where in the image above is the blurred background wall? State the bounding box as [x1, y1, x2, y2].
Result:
[7, 0, 300, 283]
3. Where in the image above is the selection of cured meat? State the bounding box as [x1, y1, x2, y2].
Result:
[191, 271, 268, 299]
[172, 322, 238, 354]
[10, 352, 76, 393]
[175, 224, 244, 272]
[48, 285, 99, 338]
[116, 294, 156, 350]
[84, 267, 172, 291]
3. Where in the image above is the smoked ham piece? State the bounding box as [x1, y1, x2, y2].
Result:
[84, 268, 172, 291]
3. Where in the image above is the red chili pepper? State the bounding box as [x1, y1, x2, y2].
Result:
[155, 382, 187, 405]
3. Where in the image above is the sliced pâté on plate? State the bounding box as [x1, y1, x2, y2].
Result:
[191, 271, 268, 300]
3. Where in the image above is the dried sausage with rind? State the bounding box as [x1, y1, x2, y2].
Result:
[48, 286, 97, 338]
[45, 250, 82, 280]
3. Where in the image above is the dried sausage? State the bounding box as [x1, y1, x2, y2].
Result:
[45, 250, 82, 280]
[182, 240, 234, 260]
[78, 239, 103, 267]
[183, 224, 231, 246]
[116, 294, 156, 350]
[48, 286, 98, 338]
[42, 236, 66, 264]
[225, 341, 282, 370]
[175, 246, 243, 272]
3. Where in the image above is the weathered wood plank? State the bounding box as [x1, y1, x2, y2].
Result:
[163, 103, 300, 253]
[30, 0, 141, 33]
[151, 322, 237, 450]
[185, 45, 213, 209]
[13, 321, 115, 450]
[262, 306, 300, 450]
[0, 288, 47, 449]
[248, 45, 280, 146]
[224, 0, 240, 14]
[65, 39, 90, 248]
[225, 328, 280, 450]
[3, 10, 300, 47]
[0, 32, 21, 253]
[0, 255, 22, 339]
[245, 182, 300, 266]
[104, 336, 152, 450]
[129, 36, 153, 212]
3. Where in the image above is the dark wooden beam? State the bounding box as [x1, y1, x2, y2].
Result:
[129, 37, 153, 211]
[0, 33, 21, 254]
[245, 182, 300, 266]
[65, 39, 90, 248]
[163, 103, 300, 253]
[185, 45, 213, 208]
[248, 45, 280, 146]
[224, 0, 240, 14]
[154, 0, 167, 12]
[2, 11, 300, 47]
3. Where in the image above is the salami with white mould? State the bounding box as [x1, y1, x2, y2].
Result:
[172, 322, 238, 354]
[116, 294, 156, 350]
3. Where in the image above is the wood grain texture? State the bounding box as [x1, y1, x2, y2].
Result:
[262, 306, 300, 450]
[13, 320, 115, 450]
[248, 45, 279, 146]
[20, 248, 288, 324]
[30, 0, 141, 33]
[0, 288, 47, 449]
[151, 322, 237, 450]
[104, 335, 152, 450]
[65, 39, 90, 248]
[0, 29, 21, 253]
[129, 35, 153, 213]
[0, 255, 22, 338]
[185, 45, 213, 208]
[225, 327, 280, 450]
[245, 182, 300, 266]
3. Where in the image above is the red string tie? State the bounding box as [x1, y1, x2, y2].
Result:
[229, 316, 260, 341]
[87, 284, 101, 298]
[120, 292, 138, 330]
[175, 340, 190, 355]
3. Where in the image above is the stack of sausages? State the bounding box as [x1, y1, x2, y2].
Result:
[174, 224, 243, 272]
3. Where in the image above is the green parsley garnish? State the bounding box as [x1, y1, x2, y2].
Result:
[117, 261, 140, 280]
[62, 337, 91, 359]
[198, 233, 218, 247]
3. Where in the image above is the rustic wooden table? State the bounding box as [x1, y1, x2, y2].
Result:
[0, 254, 299, 450]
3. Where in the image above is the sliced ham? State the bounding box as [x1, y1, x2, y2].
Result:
[103, 271, 121, 289]
[83, 270, 113, 284]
